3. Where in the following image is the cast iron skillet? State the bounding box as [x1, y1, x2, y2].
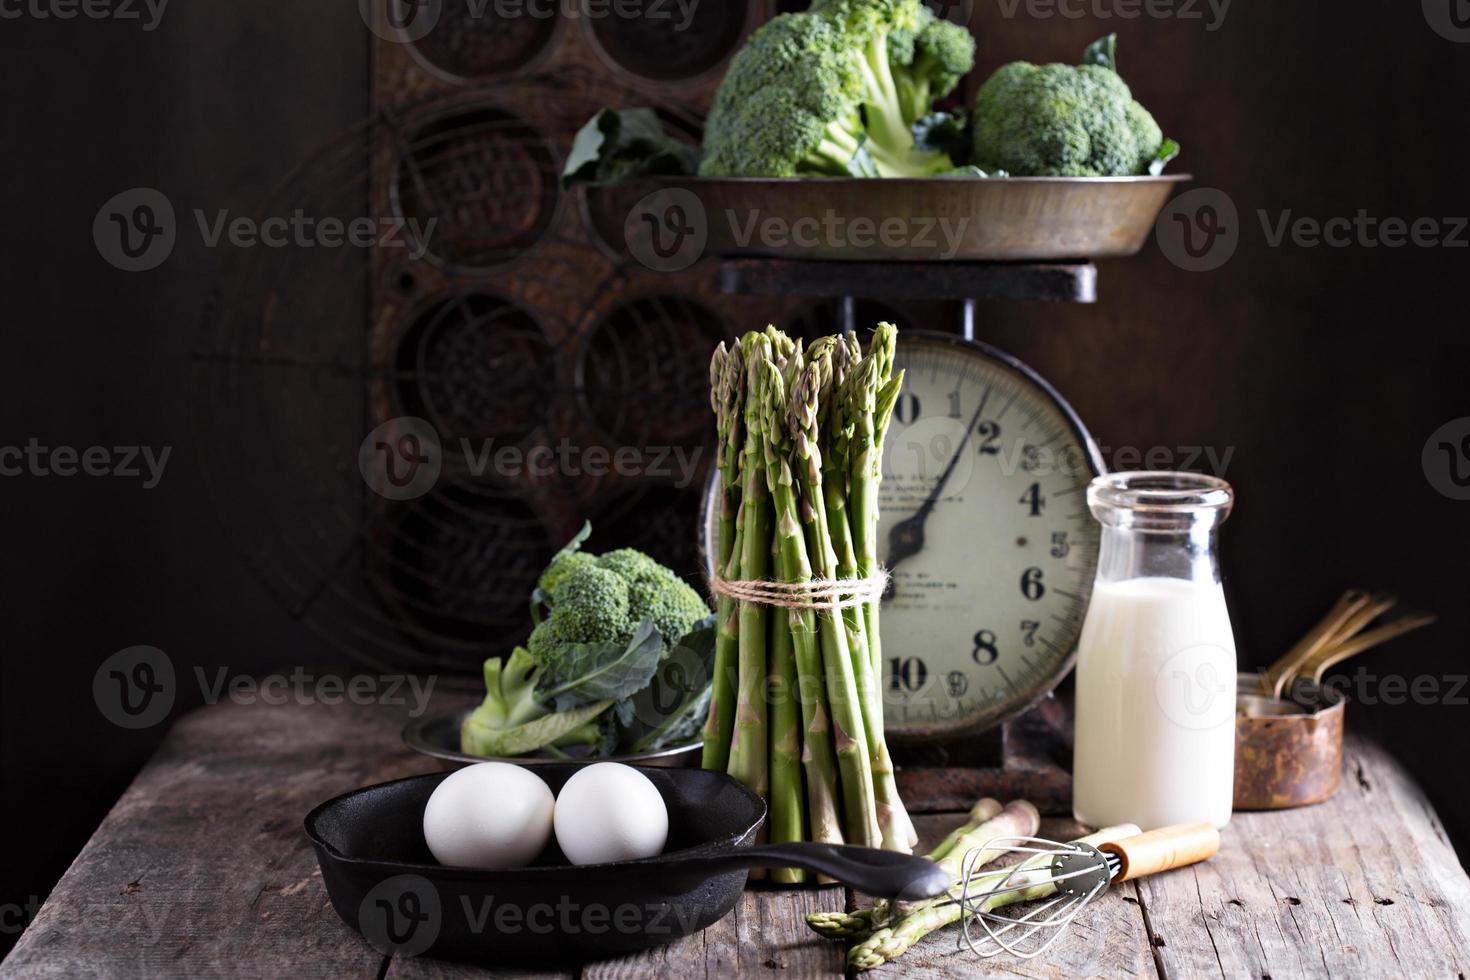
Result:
[306, 765, 947, 962]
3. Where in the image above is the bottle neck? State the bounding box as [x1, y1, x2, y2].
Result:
[1096, 521, 1222, 585]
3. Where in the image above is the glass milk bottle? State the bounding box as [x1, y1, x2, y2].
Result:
[1072, 472, 1237, 830]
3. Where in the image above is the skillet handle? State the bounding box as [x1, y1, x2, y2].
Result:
[682, 843, 950, 901]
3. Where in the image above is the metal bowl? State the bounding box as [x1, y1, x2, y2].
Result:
[1234, 672, 1346, 811]
[604, 174, 1191, 262]
[402, 708, 703, 768]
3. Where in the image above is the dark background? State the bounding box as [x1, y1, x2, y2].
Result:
[3, 0, 1468, 955]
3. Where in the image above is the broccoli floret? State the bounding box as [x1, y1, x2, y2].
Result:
[599, 549, 713, 644]
[971, 61, 1164, 177]
[887, 5, 976, 125]
[527, 538, 709, 665]
[536, 548, 596, 598]
[700, 0, 972, 178]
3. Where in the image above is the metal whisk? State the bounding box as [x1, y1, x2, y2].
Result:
[952, 823, 1221, 959]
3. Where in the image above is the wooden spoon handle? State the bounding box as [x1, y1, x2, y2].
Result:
[1264, 590, 1370, 698]
[1309, 613, 1438, 683]
[1100, 823, 1221, 883]
[1297, 594, 1399, 679]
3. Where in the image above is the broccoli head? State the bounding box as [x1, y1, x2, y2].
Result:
[699, 0, 973, 178]
[971, 61, 1164, 177]
[527, 533, 709, 665]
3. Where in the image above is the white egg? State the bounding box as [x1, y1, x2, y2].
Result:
[553, 763, 669, 866]
[423, 762, 555, 870]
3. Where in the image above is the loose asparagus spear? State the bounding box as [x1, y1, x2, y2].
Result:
[726, 334, 772, 805]
[886, 800, 1039, 922]
[807, 798, 1005, 940]
[849, 823, 1142, 971]
[760, 351, 844, 845]
[789, 352, 880, 848]
[926, 798, 1004, 863]
[702, 343, 745, 772]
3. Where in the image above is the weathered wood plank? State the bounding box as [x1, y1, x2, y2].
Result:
[5, 701, 1468, 980]
[0, 699, 436, 980]
[582, 884, 845, 980]
[1138, 736, 1470, 979]
[384, 955, 571, 980]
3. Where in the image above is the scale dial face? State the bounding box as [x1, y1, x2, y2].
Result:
[878, 332, 1102, 741]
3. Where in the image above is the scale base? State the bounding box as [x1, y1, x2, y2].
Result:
[892, 694, 1074, 816]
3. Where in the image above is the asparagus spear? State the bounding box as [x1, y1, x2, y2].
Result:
[887, 800, 1039, 922]
[807, 798, 1005, 940]
[816, 336, 915, 853]
[787, 351, 880, 848]
[726, 334, 772, 805]
[847, 324, 903, 681]
[849, 823, 1142, 971]
[767, 546, 807, 883]
[702, 343, 745, 771]
[760, 352, 844, 846]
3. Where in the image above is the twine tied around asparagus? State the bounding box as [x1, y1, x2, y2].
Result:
[709, 569, 890, 612]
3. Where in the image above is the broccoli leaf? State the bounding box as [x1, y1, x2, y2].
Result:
[912, 111, 970, 161]
[619, 616, 718, 752]
[1149, 138, 1181, 176]
[1082, 34, 1118, 72]
[562, 108, 699, 188]
[535, 620, 666, 711]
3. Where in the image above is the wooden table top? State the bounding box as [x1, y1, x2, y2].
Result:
[4, 696, 1469, 979]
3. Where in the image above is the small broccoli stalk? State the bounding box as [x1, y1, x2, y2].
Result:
[813, 0, 960, 178]
[890, 11, 977, 125]
[460, 649, 611, 758]
[809, 114, 869, 175]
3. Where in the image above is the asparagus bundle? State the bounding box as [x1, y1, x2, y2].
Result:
[704, 325, 913, 854]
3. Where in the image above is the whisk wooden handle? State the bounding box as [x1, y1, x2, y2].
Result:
[1099, 823, 1220, 883]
